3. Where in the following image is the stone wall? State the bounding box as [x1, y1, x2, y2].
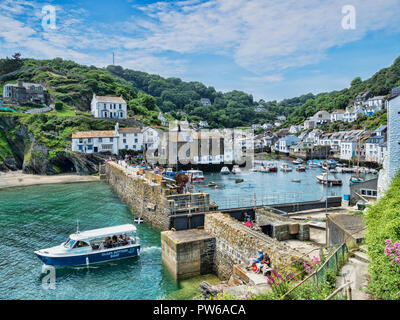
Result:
[161, 229, 216, 280]
[105, 162, 214, 230]
[204, 212, 303, 280]
[105, 162, 171, 230]
[255, 208, 310, 241]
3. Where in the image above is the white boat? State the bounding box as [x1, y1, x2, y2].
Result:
[232, 165, 242, 174]
[187, 169, 205, 181]
[292, 158, 304, 165]
[258, 166, 270, 173]
[280, 164, 293, 172]
[34, 224, 140, 267]
[220, 166, 230, 175]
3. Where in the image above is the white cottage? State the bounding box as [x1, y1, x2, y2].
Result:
[91, 94, 127, 119]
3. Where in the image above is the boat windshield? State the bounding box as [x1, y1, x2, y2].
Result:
[63, 238, 76, 249]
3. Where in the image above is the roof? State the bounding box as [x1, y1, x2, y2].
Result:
[332, 109, 345, 114]
[72, 131, 116, 138]
[119, 128, 142, 134]
[70, 224, 137, 241]
[94, 95, 126, 104]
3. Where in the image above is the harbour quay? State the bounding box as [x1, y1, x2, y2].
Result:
[104, 161, 345, 285]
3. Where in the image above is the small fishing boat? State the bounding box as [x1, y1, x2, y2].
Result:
[280, 164, 293, 172]
[292, 158, 304, 165]
[316, 172, 342, 186]
[291, 179, 301, 183]
[164, 168, 176, 177]
[232, 165, 242, 174]
[187, 170, 205, 182]
[350, 176, 364, 184]
[220, 166, 230, 175]
[267, 163, 278, 172]
[235, 178, 244, 183]
[258, 166, 270, 173]
[34, 224, 140, 267]
[206, 181, 217, 187]
[296, 165, 306, 172]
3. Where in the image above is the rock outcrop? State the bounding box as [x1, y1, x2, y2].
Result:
[0, 115, 106, 175]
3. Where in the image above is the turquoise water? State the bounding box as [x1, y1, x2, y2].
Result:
[0, 182, 179, 300]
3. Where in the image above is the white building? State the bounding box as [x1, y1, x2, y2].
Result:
[366, 96, 385, 109]
[142, 127, 160, 150]
[366, 136, 385, 164]
[277, 115, 287, 121]
[343, 106, 364, 122]
[72, 123, 144, 154]
[311, 110, 331, 126]
[91, 94, 127, 119]
[158, 113, 168, 127]
[200, 98, 212, 106]
[330, 110, 345, 122]
[199, 120, 209, 128]
[276, 135, 300, 153]
[289, 125, 303, 134]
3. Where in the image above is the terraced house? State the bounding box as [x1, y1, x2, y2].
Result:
[71, 123, 143, 154]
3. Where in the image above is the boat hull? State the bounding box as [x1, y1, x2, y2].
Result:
[35, 245, 141, 267]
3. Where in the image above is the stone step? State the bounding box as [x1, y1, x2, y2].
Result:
[359, 245, 368, 254]
[353, 251, 369, 263]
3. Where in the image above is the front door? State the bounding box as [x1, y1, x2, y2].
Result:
[94, 147, 98, 153]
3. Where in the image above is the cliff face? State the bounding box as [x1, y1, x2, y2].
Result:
[0, 116, 105, 175]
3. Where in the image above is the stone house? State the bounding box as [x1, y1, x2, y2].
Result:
[3, 80, 49, 105]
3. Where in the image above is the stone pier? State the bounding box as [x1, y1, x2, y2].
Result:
[161, 229, 215, 280]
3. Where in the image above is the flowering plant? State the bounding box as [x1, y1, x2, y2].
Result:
[384, 239, 400, 267]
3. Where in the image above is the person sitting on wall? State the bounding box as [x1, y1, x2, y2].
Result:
[244, 218, 252, 227]
[256, 255, 271, 274]
[246, 249, 263, 271]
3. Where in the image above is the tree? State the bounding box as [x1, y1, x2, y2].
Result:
[351, 77, 362, 87]
[54, 101, 64, 111]
[0, 52, 24, 75]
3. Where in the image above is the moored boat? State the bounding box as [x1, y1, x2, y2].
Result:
[280, 164, 293, 172]
[187, 169, 205, 182]
[34, 224, 140, 267]
[292, 158, 304, 165]
[296, 165, 306, 172]
[232, 165, 242, 174]
[220, 166, 230, 175]
[316, 172, 342, 186]
[267, 163, 278, 172]
[258, 166, 270, 173]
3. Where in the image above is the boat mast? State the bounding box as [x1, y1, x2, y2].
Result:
[76, 219, 80, 234]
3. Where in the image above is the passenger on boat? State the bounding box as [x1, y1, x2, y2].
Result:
[98, 242, 105, 250]
[246, 249, 263, 270]
[112, 235, 118, 247]
[118, 234, 128, 246]
[90, 242, 99, 250]
[104, 237, 113, 249]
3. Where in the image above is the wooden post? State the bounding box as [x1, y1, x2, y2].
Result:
[346, 282, 352, 300]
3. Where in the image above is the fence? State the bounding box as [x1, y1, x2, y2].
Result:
[214, 192, 304, 209]
[280, 243, 348, 300]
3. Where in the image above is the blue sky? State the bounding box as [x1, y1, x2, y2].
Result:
[0, 0, 400, 101]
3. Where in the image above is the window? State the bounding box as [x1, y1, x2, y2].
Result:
[78, 145, 83, 151]
[87, 145, 93, 150]
[99, 138, 102, 142]
[125, 145, 128, 149]
[123, 139, 126, 143]
[110, 138, 113, 142]
[79, 139, 83, 144]
[123, 133, 126, 137]
[88, 138, 92, 143]
[102, 144, 113, 150]
[120, 112, 123, 117]
[119, 104, 122, 109]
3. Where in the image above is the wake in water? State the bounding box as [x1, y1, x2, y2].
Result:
[141, 246, 161, 253]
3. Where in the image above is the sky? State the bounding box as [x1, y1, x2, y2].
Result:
[0, 0, 400, 101]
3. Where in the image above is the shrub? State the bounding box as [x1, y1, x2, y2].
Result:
[365, 172, 400, 300]
[54, 101, 64, 111]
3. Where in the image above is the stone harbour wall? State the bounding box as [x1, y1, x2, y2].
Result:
[204, 212, 304, 280]
[105, 162, 171, 230]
